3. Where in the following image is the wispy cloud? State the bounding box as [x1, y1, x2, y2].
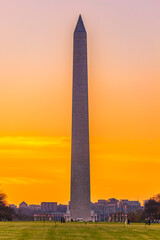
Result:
[0, 177, 53, 185]
[0, 136, 71, 151]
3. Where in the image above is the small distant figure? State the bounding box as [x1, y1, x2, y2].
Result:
[61, 217, 65, 223]
[128, 219, 131, 225]
[145, 218, 151, 226]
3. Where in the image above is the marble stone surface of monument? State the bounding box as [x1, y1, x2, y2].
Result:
[70, 15, 91, 221]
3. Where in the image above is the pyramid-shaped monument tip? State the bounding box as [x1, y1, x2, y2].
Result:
[74, 15, 86, 33]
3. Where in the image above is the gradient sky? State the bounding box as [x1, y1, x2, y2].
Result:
[0, 0, 160, 206]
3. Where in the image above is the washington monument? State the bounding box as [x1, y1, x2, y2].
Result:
[70, 15, 91, 220]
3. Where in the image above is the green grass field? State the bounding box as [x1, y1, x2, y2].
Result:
[0, 222, 160, 240]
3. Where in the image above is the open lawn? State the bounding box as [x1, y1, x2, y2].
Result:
[0, 222, 160, 240]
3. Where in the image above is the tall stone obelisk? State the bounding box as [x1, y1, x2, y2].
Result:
[70, 15, 91, 221]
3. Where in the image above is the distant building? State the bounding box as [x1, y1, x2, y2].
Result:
[119, 200, 141, 213]
[41, 202, 57, 212]
[107, 198, 119, 204]
[29, 204, 40, 208]
[15, 197, 142, 222]
[91, 198, 142, 221]
[19, 201, 28, 208]
[98, 200, 107, 204]
[57, 204, 67, 213]
[120, 199, 129, 204]
[92, 200, 113, 221]
[29, 205, 41, 211]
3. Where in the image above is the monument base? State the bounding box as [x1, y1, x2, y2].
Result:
[64, 205, 97, 222]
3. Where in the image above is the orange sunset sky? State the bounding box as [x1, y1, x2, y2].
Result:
[0, 0, 160, 205]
